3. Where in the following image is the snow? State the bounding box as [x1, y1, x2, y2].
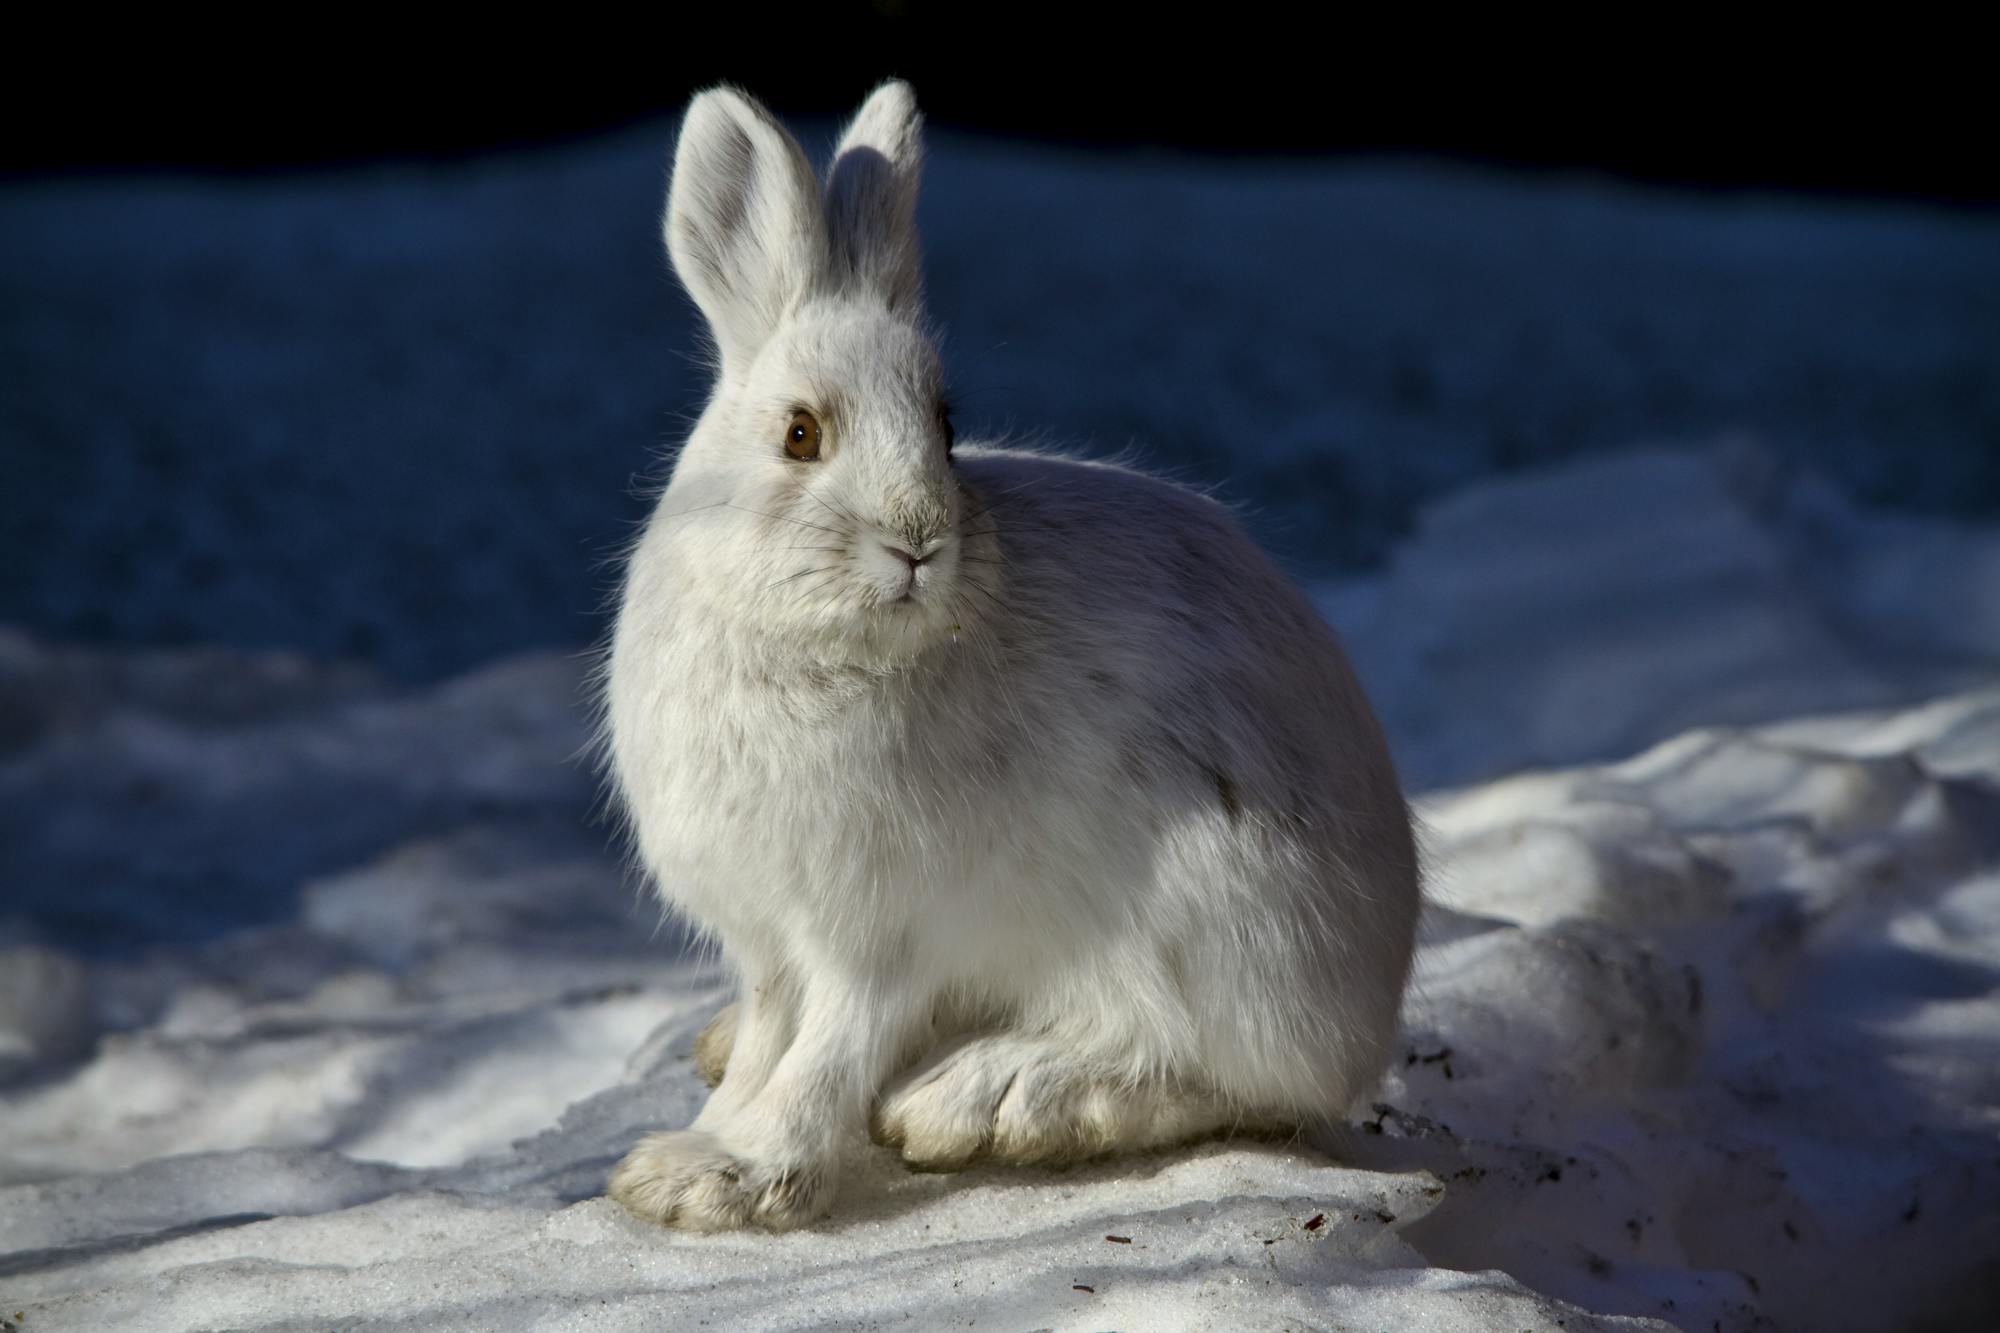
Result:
[1325, 440, 2000, 788]
[5, 130, 2000, 1331]
[5, 440, 1999, 1328]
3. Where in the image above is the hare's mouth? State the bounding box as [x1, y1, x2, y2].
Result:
[861, 546, 937, 609]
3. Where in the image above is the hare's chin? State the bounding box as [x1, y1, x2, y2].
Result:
[868, 589, 961, 640]
[864, 578, 934, 613]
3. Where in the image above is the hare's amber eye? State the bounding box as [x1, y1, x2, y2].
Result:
[784, 410, 822, 461]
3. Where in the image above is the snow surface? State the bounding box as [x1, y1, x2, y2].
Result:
[5, 444, 2000, 1330]
[5, 125, 2000, 1331]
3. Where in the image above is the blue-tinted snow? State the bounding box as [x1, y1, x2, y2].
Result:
[4, 125, 2000, 1333]
[3, 124, 1995, 677]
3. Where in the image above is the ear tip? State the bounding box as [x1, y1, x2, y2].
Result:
[855, 79, 922, 132]
[681, 84, 773, 139]
[868, 78, 919, 112]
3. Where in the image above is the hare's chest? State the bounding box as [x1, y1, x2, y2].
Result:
[614, 657, 980, 908]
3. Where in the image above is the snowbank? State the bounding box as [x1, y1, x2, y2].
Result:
[4, 445, 1999, 1329]
[1323, 440, 2000, 787]
[5, 673, 1996, 1329]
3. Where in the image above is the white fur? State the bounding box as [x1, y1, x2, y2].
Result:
[603, 81, 1420, 1231]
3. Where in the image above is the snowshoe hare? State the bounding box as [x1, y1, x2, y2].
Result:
[604, 81, 1419, 1230]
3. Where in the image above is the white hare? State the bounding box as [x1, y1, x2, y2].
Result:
[604, 81, 1420, 1231]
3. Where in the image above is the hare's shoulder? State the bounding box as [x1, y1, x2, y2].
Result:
[954, 446, 1246, 559]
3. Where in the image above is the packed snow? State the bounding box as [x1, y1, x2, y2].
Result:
[4, 125, 1999, 1331]
[5, 440, 1999, 1329]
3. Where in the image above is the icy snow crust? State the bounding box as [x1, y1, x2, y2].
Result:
[5, 447, 2000, 1330]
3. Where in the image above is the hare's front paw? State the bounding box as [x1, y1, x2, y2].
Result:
[607, 1129, 829, 1231]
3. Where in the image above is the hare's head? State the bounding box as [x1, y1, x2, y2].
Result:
[660, 82, 989, 663]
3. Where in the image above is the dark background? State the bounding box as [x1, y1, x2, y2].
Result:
[8, 15, 1994, 204]
[4, 17, 1995, 681]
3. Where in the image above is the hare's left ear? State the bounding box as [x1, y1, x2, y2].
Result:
[666, 86, 827, 382]
[826, 80, 925, 313]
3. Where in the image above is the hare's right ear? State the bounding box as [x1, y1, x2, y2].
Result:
[826, 81, 924, 313]
[666, 87, 827, 381]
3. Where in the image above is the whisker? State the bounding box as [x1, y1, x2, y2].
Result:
[801, 571, 844, 602]
[799, 482, 863, 529]
[651, 499, 734, 522]
[763, 566, 835, 592]
[721, 503, 844, 536]
[957, 478, 1043, 525]
[651, 498, 842, 538]
[958, 578, 1009, 616]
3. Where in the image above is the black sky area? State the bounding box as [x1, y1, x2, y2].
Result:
[7, 15, 1993, 207]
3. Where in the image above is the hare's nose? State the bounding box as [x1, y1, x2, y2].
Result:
[883, 544, 929, 571]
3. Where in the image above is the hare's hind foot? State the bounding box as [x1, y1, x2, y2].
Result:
[872, 1033, 1278, 1170]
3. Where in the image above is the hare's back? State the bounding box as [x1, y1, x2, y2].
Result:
[953, 447, 1411, 898]
[958, 447, 1330, 665]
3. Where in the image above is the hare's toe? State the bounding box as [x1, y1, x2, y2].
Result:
[873, 1037, 1018, 1169]
[875, 1035, 1251, 1170]
[990, 1068, 1270, 1164]
[608, 1129, 827, 1231]
[692, 1003, 739, 1089]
